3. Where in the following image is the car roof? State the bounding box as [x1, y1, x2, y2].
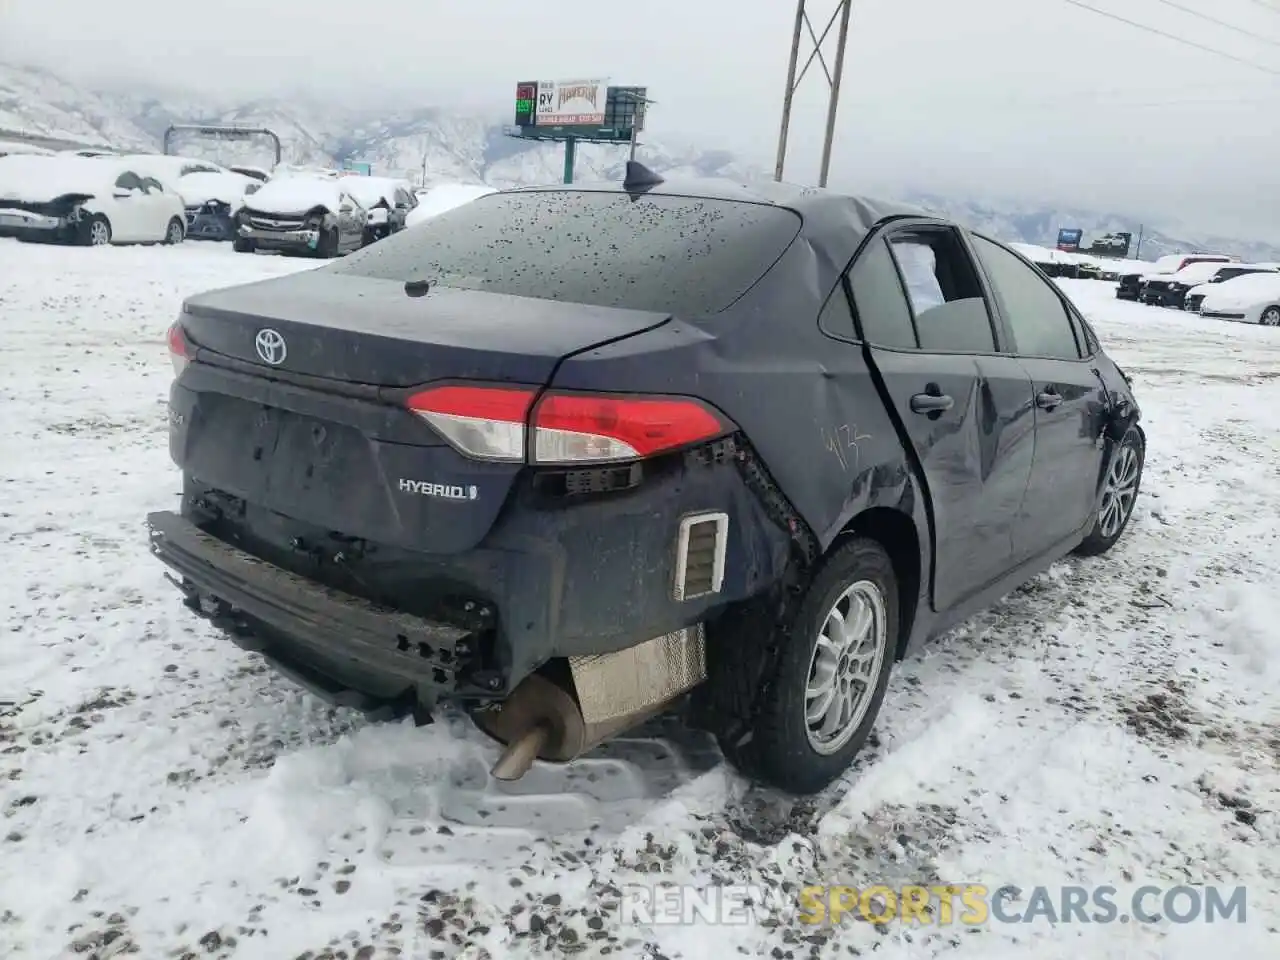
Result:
[503, 176, 931, 289]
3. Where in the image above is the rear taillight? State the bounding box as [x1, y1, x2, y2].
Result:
[407, 385, 534, 462]
[167, 322, 189, 377]
[405, 384, 732, 464]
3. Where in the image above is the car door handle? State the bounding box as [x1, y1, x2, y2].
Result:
[1036, 390, 1062, 410]
[910, 392, 954, 413]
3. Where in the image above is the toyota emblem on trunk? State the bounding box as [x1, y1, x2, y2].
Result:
[254, 328, 287, 365]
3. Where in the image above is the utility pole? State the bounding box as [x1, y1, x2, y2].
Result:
[1135, 224, 1144, 259]
[774, 0, 855, 187]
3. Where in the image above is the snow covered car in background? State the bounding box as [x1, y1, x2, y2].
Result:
[1140, 260, 1271, 310]
[1181, 263, 1278, 312]
[233, 176, 368, 257]
[404, 183, 496, 228]
[228, 165, 271, 183]
[112, 153, 229, 182]
[1198, 272, 1280, 326]
[150, 169, 1146, 795]
[0, 154, 186, 246]
[341, 176, 417, 244]
[177, 171, 262, 241]
[1116, 252, 1233, 301]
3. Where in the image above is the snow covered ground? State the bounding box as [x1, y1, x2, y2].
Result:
[1, 244, 1277, 959]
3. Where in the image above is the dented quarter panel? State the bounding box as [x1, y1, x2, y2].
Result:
[545, 200, 929, 573]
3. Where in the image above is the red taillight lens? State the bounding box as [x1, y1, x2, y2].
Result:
[406, 385, 536, 462]
[532, 393, 728, 463]
[167, 322, 189, 377]
[404, 384, 731, 464]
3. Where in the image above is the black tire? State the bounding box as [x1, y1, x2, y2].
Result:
[232, 237, 256, 254]
[1075, 425, 1144, 557]
[702, 537, 898, 794]
[80, 214, 111, 247]
[1260, 306, 1280, 327]
[315, 227, 340, 258]
[164, 217, 185, 245]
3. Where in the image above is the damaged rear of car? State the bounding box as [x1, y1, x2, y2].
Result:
[149, 172, 1145, 795]
[233, 176, 367, 257]
[178, 171, 262, 241]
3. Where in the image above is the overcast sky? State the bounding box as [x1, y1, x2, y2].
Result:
[3, 0, 1280, 240]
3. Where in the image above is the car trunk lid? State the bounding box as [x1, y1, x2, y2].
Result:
[171, 273, 672, 554]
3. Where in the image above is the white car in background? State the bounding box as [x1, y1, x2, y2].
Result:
[0, 154, 187, 246]
[1198, 272, 1280, 326]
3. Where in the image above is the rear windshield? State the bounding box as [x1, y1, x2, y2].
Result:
[325, 189, 802, 315]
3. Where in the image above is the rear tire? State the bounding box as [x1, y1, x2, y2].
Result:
[702, 537, 898, 794]
[1075, 425, 1144, 557]
[81, 214, 111, 247]
[1260, 306, 1280, 327]
[164, 217, 185, 245]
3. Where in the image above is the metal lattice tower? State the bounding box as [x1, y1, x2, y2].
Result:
[774, 0, 854, 187]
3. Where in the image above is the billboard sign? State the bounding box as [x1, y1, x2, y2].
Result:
[1086, 232, 1133, 258]
[535, 79, 609, 126]
[1056, 228, 1083, 252]
[341, 160, 371, 176]
[515, 82, 537, 126]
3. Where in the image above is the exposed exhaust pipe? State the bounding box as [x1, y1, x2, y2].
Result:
[474, 625, 707, 782]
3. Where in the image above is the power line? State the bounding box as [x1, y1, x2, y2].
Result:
[1057, 0, 1280, 77]
[1147, 0, 1280, 48]
[1243, 0, 1280, 14]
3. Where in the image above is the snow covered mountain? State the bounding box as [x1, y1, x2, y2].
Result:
[3, 60, 1277, 261]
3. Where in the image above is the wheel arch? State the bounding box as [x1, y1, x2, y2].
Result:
[831, 504, 922, 661]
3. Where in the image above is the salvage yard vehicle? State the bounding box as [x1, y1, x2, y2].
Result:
[177, 171, 262, 241]
[1180, 263, 1278, 313]
[341, 175, 417, 244]
[232, 176, 368, 257]
[1140, 260, 1273, 309]
[149, 164, 1146, 794]
[0, 154, 186, 246]
[1198, 271, 1280, 326]
[1116, 252, 1232, 301]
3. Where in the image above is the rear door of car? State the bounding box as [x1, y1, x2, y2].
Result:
[841, 219, 1036, 613]
[968, 233, 1109, 560]
[107, 171, 146, 241]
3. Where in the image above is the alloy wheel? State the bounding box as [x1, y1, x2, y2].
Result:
[1262, 307, 1280, 327]
[1099, 443, 1140, 538]
[89, 221, 110, 246]
[804, 579, 888, 755]
[167, 221, 183, 244]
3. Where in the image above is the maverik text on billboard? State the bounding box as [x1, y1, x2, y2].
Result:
[536, 79, 609, 126]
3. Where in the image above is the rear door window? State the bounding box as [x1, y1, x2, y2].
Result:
[326, 190, 803, 315]
[886, 227, 997, 352]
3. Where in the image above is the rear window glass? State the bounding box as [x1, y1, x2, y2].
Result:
[325, 190, 802, 315]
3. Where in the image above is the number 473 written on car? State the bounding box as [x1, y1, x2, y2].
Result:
[822, 423, 872, 473]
